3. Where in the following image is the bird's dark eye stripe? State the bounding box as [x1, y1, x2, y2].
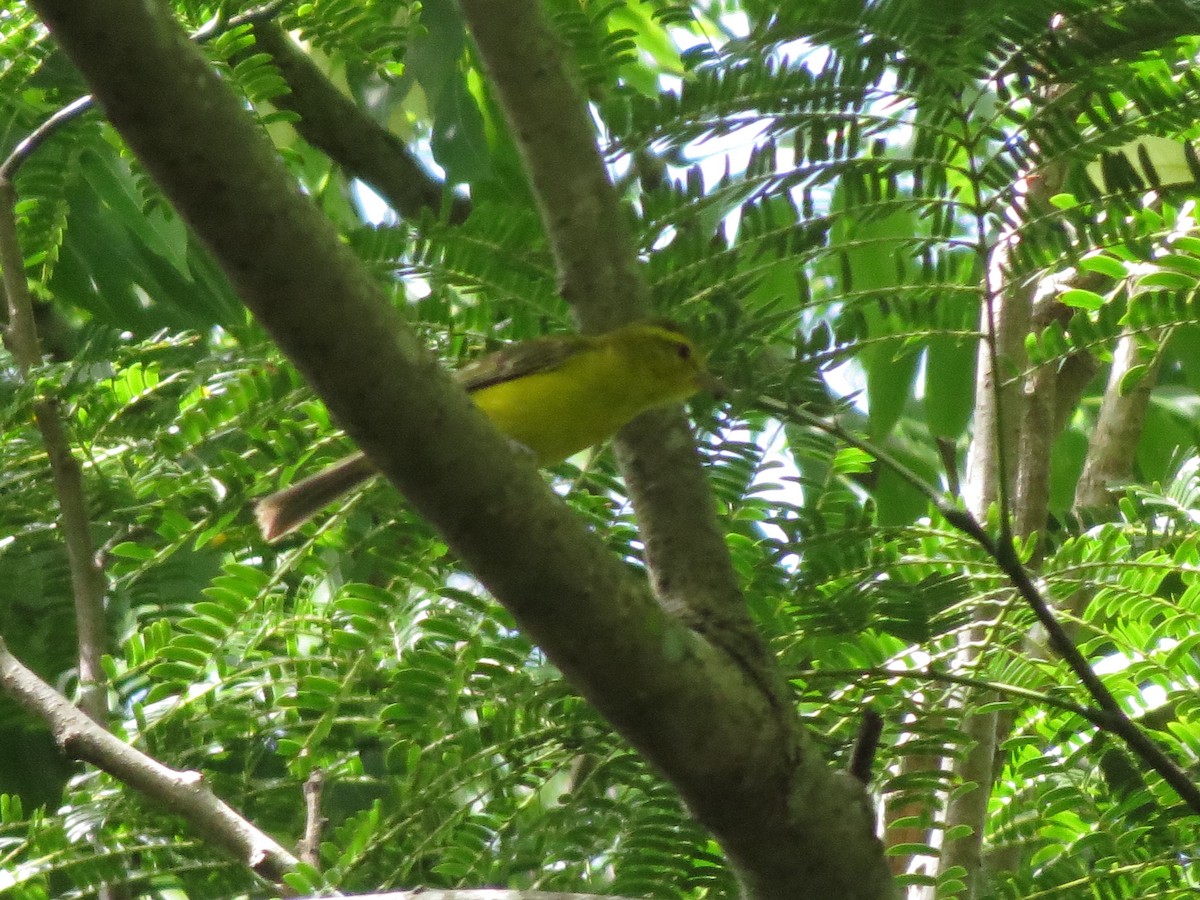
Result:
[676, 342, 691, 359]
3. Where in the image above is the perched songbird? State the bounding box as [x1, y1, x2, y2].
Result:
[256, 320, 724, 541]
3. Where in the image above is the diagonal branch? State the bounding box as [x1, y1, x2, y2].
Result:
[0, 637, 300, 884]
[249, 22, 471, 225]
[456, 0, 775, 686]
[28, 1, 891, 896]
[765, 395, 1200, 815]
[0, 0, 288, 181]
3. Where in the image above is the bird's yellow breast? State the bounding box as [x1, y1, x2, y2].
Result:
[470, 341, 683, 465]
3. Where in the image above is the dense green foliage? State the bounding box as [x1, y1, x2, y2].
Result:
[4, 0, 1200, 896]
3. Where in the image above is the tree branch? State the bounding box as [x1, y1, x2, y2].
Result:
[456, 0, 776, 692]
[28, 2, 890, 896]
[0, 0, 287, 181]
[451, 4, 856, 894]
[1014, 296, 1075, 546]
[298, 768, 326, 869]
[0, 637, 299, 883]
[762, 396, 1200, 816]
[0, 94, 94, 183]
[0, 180, 108, 724]
[249, 22, 471, 225]
[454, 0, 641, 333]
[848, 708, 884, 785]
[1073, 327, 1166, 514]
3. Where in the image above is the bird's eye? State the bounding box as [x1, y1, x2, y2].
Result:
[676, 342, 692, 360]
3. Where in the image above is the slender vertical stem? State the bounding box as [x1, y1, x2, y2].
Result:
[0, 180, 108, 723]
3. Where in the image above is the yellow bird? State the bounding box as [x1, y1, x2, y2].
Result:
[256, 320, 724, 541]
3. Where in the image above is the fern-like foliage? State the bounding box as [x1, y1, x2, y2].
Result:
[5, 0, 1200, 896]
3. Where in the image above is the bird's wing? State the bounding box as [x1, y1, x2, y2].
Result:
[455, 334, 591, 393]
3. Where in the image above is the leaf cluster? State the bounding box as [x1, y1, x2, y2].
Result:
[5, 0, 1200, 896]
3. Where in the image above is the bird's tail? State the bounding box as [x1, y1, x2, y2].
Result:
[255, 451, 376, 541]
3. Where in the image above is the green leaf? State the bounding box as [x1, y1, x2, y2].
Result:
[1118, 363, 1149, 395]
[924, 336, 976, 440]
[1078, 253, 1128, 278]
[867, 348, 920, 441]
[1136, 271, 1196, 290]
[1059, 288, 1105, 310]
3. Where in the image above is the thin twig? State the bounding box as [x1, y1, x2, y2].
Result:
[298, 768, 326, 869]
[0, 94, 93, 182]
[800, 666, 1109, 726]
[0, 0, 290, 182]
[0, 179, 108, 723]
[191, 0, 289, 43]
[763, 396, 1200, 815]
